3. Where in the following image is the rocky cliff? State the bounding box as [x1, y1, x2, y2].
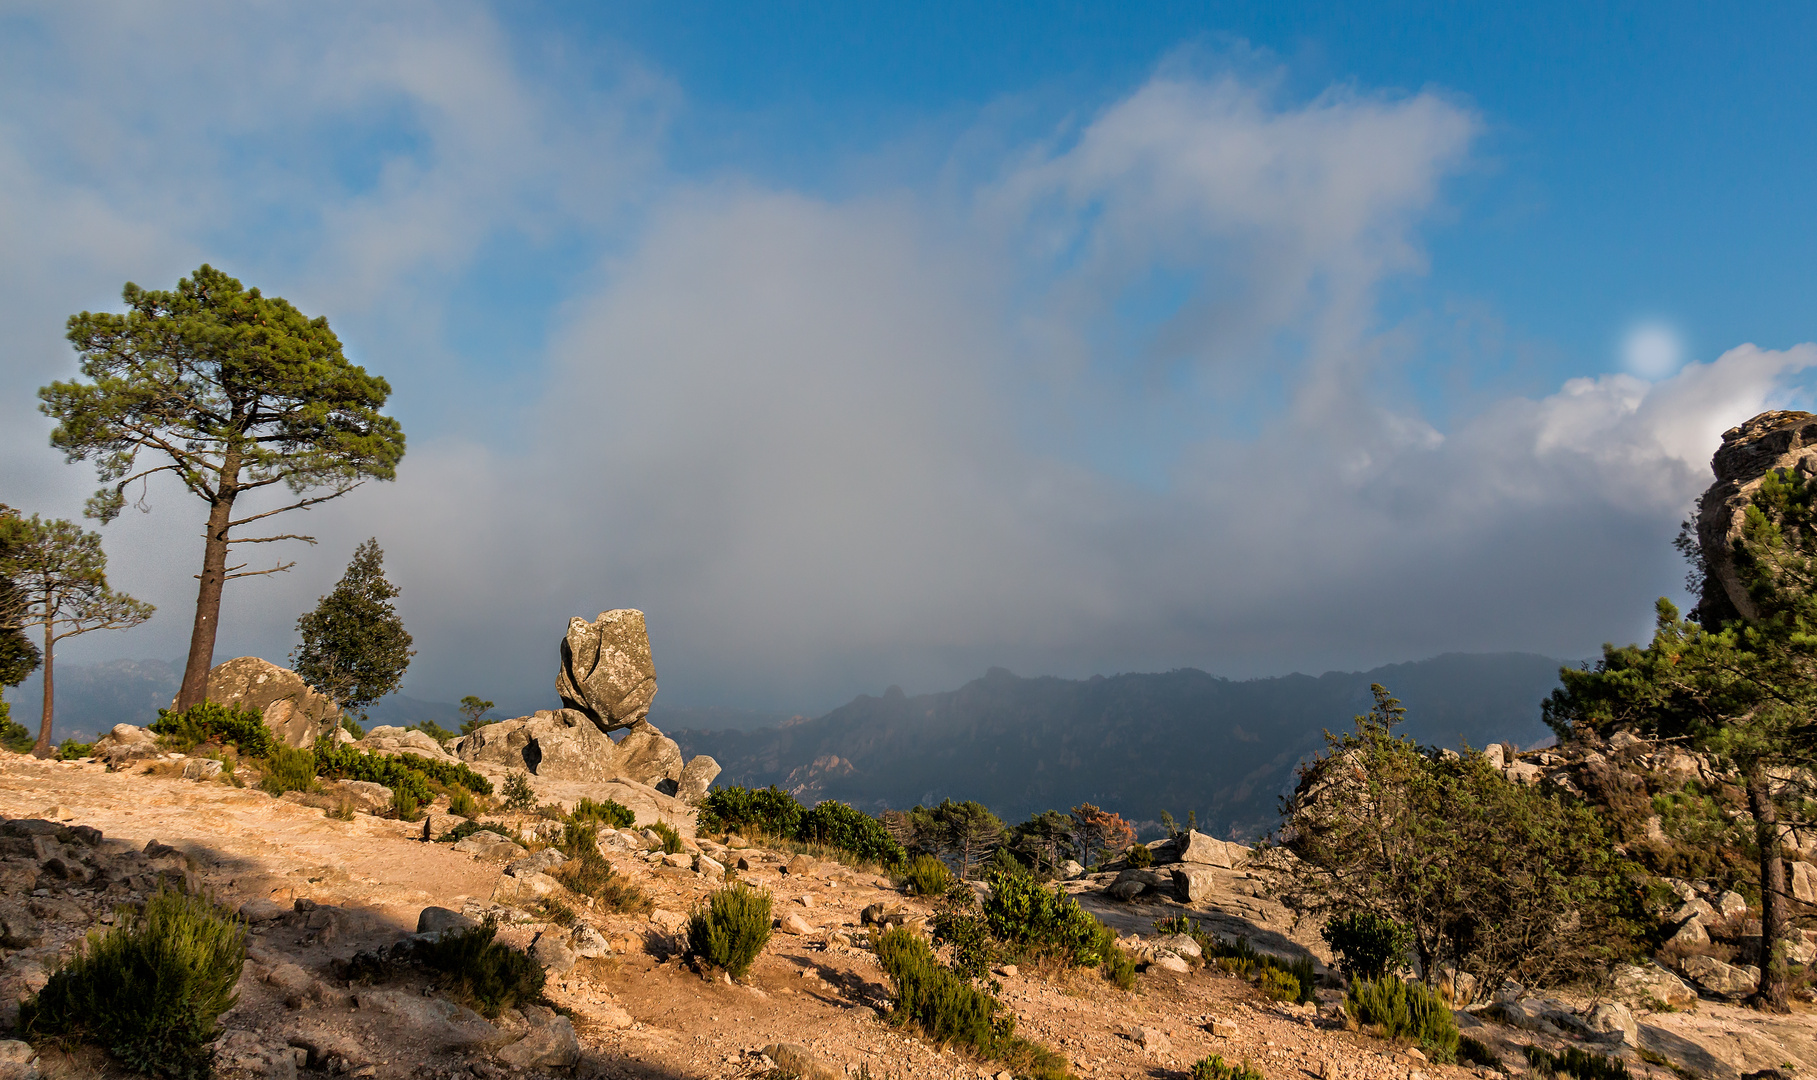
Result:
[1690, 409, 1817, 626]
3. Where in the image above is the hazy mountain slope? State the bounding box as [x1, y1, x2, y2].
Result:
[672, 653, 1566, 840]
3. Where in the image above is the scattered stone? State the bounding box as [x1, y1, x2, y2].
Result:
[696, 854, 725, 879]
[1128, 1026, 1172, 1054]
[497, 1014, 580, 1070]
[1667, 917, 1710, 948]
[1152, 933, 1203, 959]
[452, 831, 525, 859]
[569, 923, 611, 958]
[761, 1043, 839, 1080]
[784, 854, 814, 877]
[662, 851, 692, 868]
[1790, 860, 1817, 904]
[416, 906, 479, 935]
[1107, 880, 1145, 902]
[781, 914, 815, 935]
[1150, 953, 1191, 974]
[1209, 1019, 1239, 1039]
[331, 780, 393, 813]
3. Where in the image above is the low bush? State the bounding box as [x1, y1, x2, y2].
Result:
[257, 745, 318, 796]
[1126, 843, 1153, 868]
[571, 797, 634, 829]
[325, 798, 356, 821]
[1524, 1045, 1630, 1080]
[981, 868, 1104, 966]
[409, 719, 457, 745]
[535, 898, 577, 927]
[797, 799, 906, 865]
[1259, 967, 1301, 1002]
[698, 784, 805, 837]
[446, 788, 480, 819]
[1190, 1055, 1264, 1080]
[151, 701, 274, 759]
[699, 785, 905, 867]
[1199, 934, 1317, 1005]
[1321, 909, 1412, 981]
[501, 771, 536, 812]
[20, 887, 246, 1080]
[650, 821, 683, 855]
[0, 715, 33, 754]
[1100, 927, 1137, 990]
[549, 823, 651, 913]
[1345, 975, 1459, 1063]
[390, 788, 421, 821]
[902, 853, 952, 897]
[1458, 1036, 1499, 1068]
[389, 751, 492, 797]
[415, 915, 544, 1018]
[339, 716, 365, 740]
[686, 883, 772, 979]
[57, 738, 94, 760]
[873, 927, 1071, 1080]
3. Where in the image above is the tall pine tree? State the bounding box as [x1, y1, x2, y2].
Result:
[291, 539, 413, 721]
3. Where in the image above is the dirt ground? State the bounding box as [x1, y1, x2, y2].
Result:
[0, 755, 1763, 1080]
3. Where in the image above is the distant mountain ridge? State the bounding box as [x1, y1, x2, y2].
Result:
[671, 653, 1567, 841]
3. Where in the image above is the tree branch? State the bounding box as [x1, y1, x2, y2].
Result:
[223, 561, 297, 580]
[227, 488, 359, 529]
[225, 534, 317, 546]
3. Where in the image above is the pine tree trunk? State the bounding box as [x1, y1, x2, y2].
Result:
[175, 489, 236, 712]
[1747, 764, 1790, 1012]
[32, 621, 53, 758]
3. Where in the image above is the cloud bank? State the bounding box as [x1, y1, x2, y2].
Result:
[1, 7, 1810, 714]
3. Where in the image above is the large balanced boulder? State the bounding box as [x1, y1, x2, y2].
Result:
[1690, 410, 1817, 625]
[556, 610, 657, 731]
[1176, 830, 1250, 869]
[184, 657, 342, 748]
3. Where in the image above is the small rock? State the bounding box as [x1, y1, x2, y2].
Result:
[662, 851, 692, 868]
[1715, 890, 1748, 919]
[416, 906, 479, 935]
[798, 894, 815, 908]
[1209, 1018, 1239, 1039]
[505, 849, 567, 877]
[354, 989, 504, 1050]
[1129, 1026, 1171, 1054]
[530, 934, 579, 974]
[781, 914, 815, 935]
[39, 806, 72, 822]
[569, 923, 611, 958]
[997, 964, 1018, 978]
[1107, 880, 1145, 902]
[181, 758, 223, 780]
[696, 854, 725, 879]
[1150, 953, 1191, 974]
[1680, 954, 1758, 998]
[240, 898, 287, 922]
[762, 1043, 839, 1080]
[496, 1015, 580, 1069]
[784, 854, 814, 877]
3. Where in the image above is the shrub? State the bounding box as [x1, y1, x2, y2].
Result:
[697, 784, 804, 838]
[307, 739, 493, 802]
[447, 788, 479, 819]
[1345, 975, 1459, 1062]
[151, 701, 273, 758]
[501, 771, 536, 812]
[550, 822, 652, 913]
[1321, 909, 1412, 981]
[0, 715, 33, 754]
[649, 821, 683, 855]
[1099, 925, 1137, 990]
[326, 798, 356, 821]
[536, 898, 577, 927]
[874, 926, 1000, 1055]
[798, 799, 907, 866]
[257, 745, 318, 795]
[1126, 843, 1153, 868]
[438, 820, 514, 844]
[409, 719, 456, 745]
[1191, 1056, 1264, 1080]
[902, 853, 952, 897]
[415, 915, 544, 1018]
[1524, 1045, 1630, 1080]
[1459, 1036, 1499, 1067]
[571, 797, 634, 829]
[340, 715, 365, 740]
[686, 883, 772, 979]
[390, 751, 493, 796]
[931, 880, 995, 980]
[1289, 952, 1318, 1004]
[57, 738, 94, 760]
[981, 867, 1106, 967]
[391, 788, 421, 821]
[20, 887, 246, 1079]
[1259, 967, 1301, 1002]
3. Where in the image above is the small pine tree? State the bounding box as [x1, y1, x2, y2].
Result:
[458, 695, 495, 735]
[291, 539, 413, 721]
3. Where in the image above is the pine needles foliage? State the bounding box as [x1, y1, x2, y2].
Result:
[20, 887, 246, 1080]
[686, 882, 772, 979]
[1344, 975, 1459, 1062]
[151, 701, 273, 758]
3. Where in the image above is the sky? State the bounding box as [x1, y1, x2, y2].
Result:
[3, 1, 1816, 718]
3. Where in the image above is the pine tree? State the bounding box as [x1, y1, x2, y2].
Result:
[290, 539, 413, 721]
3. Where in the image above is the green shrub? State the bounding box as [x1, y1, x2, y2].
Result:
[1259, 967, 1301, 1001]
[0, 714, 33, 754]
[57, 738, 94, 760]
[931, 880, 995, 980]
[555, 831, 654, 915]
[1459, 1036, 1498, 1067]
[391, 788, 421, 821]
[152, 701, 273, 758]
[447, 787, 479, 819]
[1289, 952, 1318, 1004]
[409, 719, 456, 745]
[1099, 925, 1137, 990]
[1345, 975, 1459, 1062]
[981, 867, 1109, 967]
[1126, 843, 1153, 868]
[340, 715, 365, 740]
[686, 883, 772, 979]
[501, 770, 535, 812]
[798, 799, 907, 866]
[326, 797, 356, 821]
[20, 887, 246, 1079]
[390, 751, 493, 796]
[307, 738, 496, 803]
[1191, 1055, 1264, 1080]
[874, 926, 1001, 1055]
[1321, 909, 1412, 981]
[415, 915, 544, 1018]
[902, 853, 953, 896]
[438, 820, 515, 844]
[257, 745, 318, 796]
[650, 820, 683, 855]
[571, 797, 635, 829]
[1525, 1045, 1630, 1080]
[697, 784, 804, 837]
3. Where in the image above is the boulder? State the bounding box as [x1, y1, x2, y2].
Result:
[181, 758, 222, 780]
[1611, 962, 1697, 1009]
[615, 721, 686, 791]
[1586, 1002, 1638, 1047]
[452, 709, 620, 782]
[1681, 954, 1758, 998]
[1790, 859, 1817, 905]
[677, 754, 722, 803]
[1691, 411, 1817, 623]
[330, 780, 393, 813]
[1176, 830, 1249, 868]
[188, 657, 342, 748]
[1107, 880, 1145, 902]
[497, 1013, 580, 1070]
[1152, 933, 1203, 959]
[556, 610, 658, 731]
[93, 723, 158, 767]
[357, 727, 455, 761]
[1715, 890, 1748, 919]
[353, 988, 504, 1050]
[529, 934, 578, 975]
[1667, 917, 1710, 948]
[1171, 867, 1218, 904]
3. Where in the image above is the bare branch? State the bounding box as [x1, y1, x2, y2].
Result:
[224, 561, 297, 580]
[227, 487, 360, 529]
[225, 534, 317, 546]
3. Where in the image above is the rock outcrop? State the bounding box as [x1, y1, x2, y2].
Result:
[556, 610, 658, 731]
[1691, 409, 1817, 626]
[453, 710, 622, 783]
[184, 657, 343, 748]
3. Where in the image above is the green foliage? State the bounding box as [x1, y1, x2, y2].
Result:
[392, 751, 493, 796]
[650, 820, 683, 855]
[446, 788, 479, 819]
[1125, 843, 1153, 868]
[1282, 684, 1640, 997]
[798, 799, 907, 866]
[1007, 809, 1077, 875]
[340, 715, 365, 740]
[458, 695, 495, 735]
[570, 796, 635, 829]
[56, 738, 93, 760]
[414, 915, 544, 1018]
[502, 771, 536, 812]
[20, 887, 246, 1080]
[291, 539, 413, 718]
[1190, 1055, 1264, 1080]
[931, 880, 996, 981]
[536, 898, 577, 928]
[309, 738, 430, 804]
[554, 823, 653, 914]
[686, 883, 773, 979]
[902, 853, 953, 897]
[0, 506, 43, 690]
[979, 867, 1106, 967]
[1289, 953, 1318, 1004]
[1345, 975, 1459, 1062]
[1259, 967, 1301, 1002]
[1321, 909, 1412, 981]
[909, 799, 1006, 880]
[257, 745, 318, 795]
[390, 788, 421, 821]
[1458, 1036, 1499, 1067]
[1524, 1044, 1630, 1080]
[0, 713, 34, 754]
[437, 820, 514, 844]
[874, 926, 1002, 1055]
[409, 719, 456, 745]
[152, 701, 273, 758]
[698, 784, 805, 837]
[1099, 931, 1136, 989]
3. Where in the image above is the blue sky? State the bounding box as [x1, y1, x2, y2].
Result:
[2, 2, 1814, 718]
